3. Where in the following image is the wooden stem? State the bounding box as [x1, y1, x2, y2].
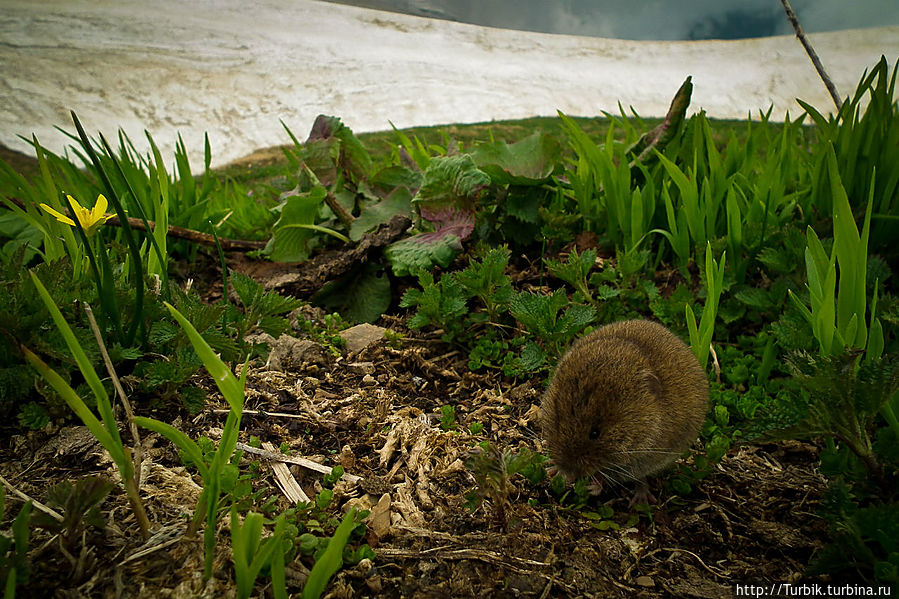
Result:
[779, 0, 842, 111]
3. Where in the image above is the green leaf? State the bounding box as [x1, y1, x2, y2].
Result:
[266, 186, 328, 262]
[510, 290, 594, 351]
[399, 271, 467, 331]
[301, 509, 359, 599]
[23, 348, 126, 473]
[471, 131, 561, 185]
[164, 302, 244, 416]
[301, 115, 372, 185]
[827, 143, 870, 349]
[455, 246, 513, 315]
[415, 154, 490, 214]
[312, 263, 391, 324]
[370, 165, 423, 194]
[349, 187, 412, 242]
[134, 416, 209, 479]
[504, 189, 541, 224]
[384, 233, 462, 277]
[28, 272, 119, 446]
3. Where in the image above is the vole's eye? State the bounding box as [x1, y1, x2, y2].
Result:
[589, 427, 601, 440]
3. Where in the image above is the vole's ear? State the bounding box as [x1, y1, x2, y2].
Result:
[641, 369, 663, 398]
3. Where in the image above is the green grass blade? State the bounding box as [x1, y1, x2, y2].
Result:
[28, 272, 124, 449]
[164, 302, 244, 415]
[70, 112, 144, 346]
[23, 347, 124, 470]
[133, 416, 209, 479]
[301, 508, 358, 599]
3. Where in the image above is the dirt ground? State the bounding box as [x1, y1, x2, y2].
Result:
[0, 143, 836, 597]
[1, 256, 836, 599]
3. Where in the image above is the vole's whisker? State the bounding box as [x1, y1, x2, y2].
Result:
[519, 428, 542, 443]
[605, 464, 641, 484]
[616, 448, 682, 456]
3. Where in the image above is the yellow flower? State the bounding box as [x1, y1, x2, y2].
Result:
[40, 194, 112, 237]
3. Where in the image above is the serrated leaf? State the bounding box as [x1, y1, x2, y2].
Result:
[595, 285, 622, 301]
[384, 232, 462, 277]
[456, 247, 513, 309]
[519, 342, 545, 371]
[546, 249, 596, 288]
[230, 271, 263, 309]
[399, 271, 467, 331]
[558, 304, 596, 336]
[504, 188, 541, 223]
[734, 287, 776, 311]
[757, 247, 795, 274]
[164, 302, 244, 415]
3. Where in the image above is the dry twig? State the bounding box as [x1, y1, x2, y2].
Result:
[779, 0, 842, 111]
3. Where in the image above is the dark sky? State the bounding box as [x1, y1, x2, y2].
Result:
[325, 0, 899, 40]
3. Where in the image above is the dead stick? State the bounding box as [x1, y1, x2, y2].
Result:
[233, 442, 362, 483]
[0, 474, 64, 521]
[5, 196, 267, 252]
[779, 0, 842, 111]
[325, 190, 355, 229]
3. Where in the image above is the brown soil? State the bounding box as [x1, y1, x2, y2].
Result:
[0, 141, 834, 598]
[0, 262, 833, 599]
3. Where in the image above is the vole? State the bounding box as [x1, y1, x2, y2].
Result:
[540, 319, 708, 505]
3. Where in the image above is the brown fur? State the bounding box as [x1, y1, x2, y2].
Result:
[541, 320, 708, 490]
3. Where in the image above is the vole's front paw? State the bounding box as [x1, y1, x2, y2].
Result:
[628, 481, 657, 507]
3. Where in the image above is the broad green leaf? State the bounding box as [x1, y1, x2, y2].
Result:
[384, 233, 462, 277]
[414, 154, 489, 223]
[302, 115, 372, 184]
[266, 186, 328, 262]
[471, 131, 562, 185]
[349, 187, 412, 241]
[312, 263, 391, 324]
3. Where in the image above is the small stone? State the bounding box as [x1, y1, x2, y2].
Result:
[635, 576, 654, 587]
[366, 493, 392, 538]
[339, 444, 356, 470]
[361, 374, 377, 386]
[364, 575, 383, 593]
[250, 333, 328, 371]
[339, 323, 387, 354]
[347, 361, 375, 375]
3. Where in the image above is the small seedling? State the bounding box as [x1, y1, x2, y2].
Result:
[464, 443, 548, 529]
[32, 476, 113, 552]
[439, 405, 457, 431]
[582, 505, 619, 531]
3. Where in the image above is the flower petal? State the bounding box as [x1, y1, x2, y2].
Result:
[93, 194, 108, 217]
[39, 203, 76, 227]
